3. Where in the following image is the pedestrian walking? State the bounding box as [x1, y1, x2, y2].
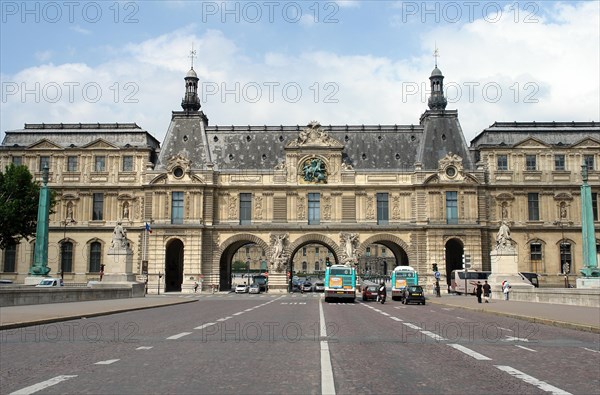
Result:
[435, 280, 441, 297]
[194, 281, 199, 293]
[502, 280, 511, 300]
[483, 280, 491, 303]
[99, 264, 105, 281]
[476, 281, 483, 303]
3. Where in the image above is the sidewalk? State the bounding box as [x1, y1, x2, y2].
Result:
[0, 296, 195, 330]
[428, 294, 600, 334]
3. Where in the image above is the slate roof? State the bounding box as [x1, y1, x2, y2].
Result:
[1, 123, 160, 150]
[471, 122, 600, 147]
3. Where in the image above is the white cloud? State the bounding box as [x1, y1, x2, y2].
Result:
[70, 25, 92, 35]
[1, 2, 598, 146]
[34, 50, 53, 62]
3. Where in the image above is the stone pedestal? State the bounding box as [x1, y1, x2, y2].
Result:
[489, 247, 533, 290]
[267, 272, 288, 293]
[24, 276, 47, 286]
[105, 247, 136, 283]
[576, 277, 600, 289]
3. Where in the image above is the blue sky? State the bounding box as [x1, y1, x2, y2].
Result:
[1, 1, 599, 144]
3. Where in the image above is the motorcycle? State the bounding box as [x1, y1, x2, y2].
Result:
[377, 286, 386, 304]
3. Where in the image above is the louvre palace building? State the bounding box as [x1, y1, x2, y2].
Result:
[1, 64, 599, 293]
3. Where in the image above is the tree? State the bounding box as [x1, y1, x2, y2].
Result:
[0, 164, 43, 249]
[232, 260, 247, 272]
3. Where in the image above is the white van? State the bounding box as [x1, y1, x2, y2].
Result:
[36, 278, 64, 287]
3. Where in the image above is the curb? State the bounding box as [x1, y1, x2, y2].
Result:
[0, 299, 196, 330]
[427, 299, 600, 334]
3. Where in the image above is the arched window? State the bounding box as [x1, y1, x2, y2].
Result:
[3, 244, 16, 272]
[302, 261, 307, 272]
[61, 241, 73, 273]
[89, 242, 102, 273]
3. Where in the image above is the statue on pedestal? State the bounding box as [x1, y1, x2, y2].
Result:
[111, 222, 128, 250]
[495, 221, 513, 250]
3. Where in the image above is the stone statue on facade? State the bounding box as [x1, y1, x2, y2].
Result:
[111, 222, 128, 249]
[340, 232, 359, 263]
[495, 221, 513, 250]
[270, 233, 288, 272]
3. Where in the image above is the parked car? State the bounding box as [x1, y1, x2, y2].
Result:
[249, 283, 261, 294]
[402, 285, 426, 305]
[362, 285, 379, 301]
[302, 282, 313, 292]
[313, 282, 325, 292]
[36, 278, 64, 287]
[235, 284, 249, 294]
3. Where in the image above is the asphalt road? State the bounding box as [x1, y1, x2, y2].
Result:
[1, 293, 599, 395]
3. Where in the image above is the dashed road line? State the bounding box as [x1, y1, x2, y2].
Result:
[167, 332, 192, 340]
[515, 345, 537, 352]
[9, 375, 78, 395]
[455, 316, 466, 320]
[380, 312, 390, 316]
[421, 331, 446, 341]
[498, 327, 513, 332]
[95, 359, 120, 365]
[390, 317, 403, 322]
[402, 323, 421, 330]
[233, 312, 243, 315]
[319, 298, 336, 395]
[448, 344, 491, 360]
[495, 365, 572, 395]
[136, 346, 153, 350]
[582, 347, 600, 353]
[194, 322, 215, 330]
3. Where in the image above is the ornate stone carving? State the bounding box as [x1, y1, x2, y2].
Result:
[228, 195, 237, 220]
[297, 196, 306, 220]
[270, 233, 288, 272]
[110, 222, 129, 250]
[392, 195, 401, 220]
[302, 157, 327, 183]
[366, 196, 375, 220]
[495, 221, 515, 252]
[340, 232, 359, 264]
[255, 195, 263, 220]
[323, 195, 331, 220]
[286, 121, 344, 149]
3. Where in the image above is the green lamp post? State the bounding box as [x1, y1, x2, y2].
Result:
[579, 165, 599, 277]
[29, 164, 51, 276]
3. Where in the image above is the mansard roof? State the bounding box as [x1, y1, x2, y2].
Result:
[204, 123, 426, 171]
[1, 123, 160, 150]
[470, 121, 600, 148]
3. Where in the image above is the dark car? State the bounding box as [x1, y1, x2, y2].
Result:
[362, 285, 379, 301]
[402, 285, 426, 305]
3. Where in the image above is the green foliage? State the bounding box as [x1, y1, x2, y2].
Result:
[0, 164, 44, 249]
[232, 260, 248, 272]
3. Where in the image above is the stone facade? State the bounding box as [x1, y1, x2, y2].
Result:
[1, 67, 598, 292]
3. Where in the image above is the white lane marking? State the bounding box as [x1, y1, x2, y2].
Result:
[390, 317, 403, 322]
[402, 323, 421, 330]
[503, 336, 529, 342]
[244, 308, 253, 312]
[498, 327, 513, 332]
[421, 331, 447, 341]
[233, 312, 243, 316]
[441, 307, 454, 311]
[380, 312, 390, 316]
[319, 299, 336, 395]
[372, 309, 382, 313]
[448, 344, 491, 360]
[9, 375, 78, 395]
[167, 332, 192, 340]
[582, 347, 600, 353]
[216, 316, 233, 322]
[495, 365, 572, 395]
[95, 359, 120, 365]
[394, 306, 407, 309]
[136, 346, 153, 350]
[194, 322, 216, 330]
[516, 345, 537, 352]
[455, 316, 466, 320]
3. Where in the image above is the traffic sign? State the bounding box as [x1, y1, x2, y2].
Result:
[434, 271, 441, 279]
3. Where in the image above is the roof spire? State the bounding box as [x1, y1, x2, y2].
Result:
[433, 43, 439, 68]
[189, 43, 197, 69]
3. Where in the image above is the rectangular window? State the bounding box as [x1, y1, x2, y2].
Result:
[302, 247, 306, 256]
[122, 156, 133, 172]
[446, 191, 458, 225]
[95, 156, 106, 172]
[315, 247, 319, 255]
[3, 244, 16, 272]
[592, 193, 598, 221]
[530, 243, 542, 261]
[584, 155, 595, 171]
[92, 193, 104, 221]
[67, 156, 78, 172]
[554, 155, 565, 171]
[497, 155, 508, 171]
[528, 193, 539, 221]
[171, 191, 184, 224]
[377, 193, 389, 225]
[39, 156, 50, 171]
[525, 155, 537, 171]
[308, 193, 320, 225]
[12, 156, 22, 166]
[239, 193, 252, 225]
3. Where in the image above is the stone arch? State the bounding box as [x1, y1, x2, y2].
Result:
[287, 233, 342, 264]
[357, 234, 410, 274]
[217, 233, 271, 291]
[444, 237, 465, 288]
